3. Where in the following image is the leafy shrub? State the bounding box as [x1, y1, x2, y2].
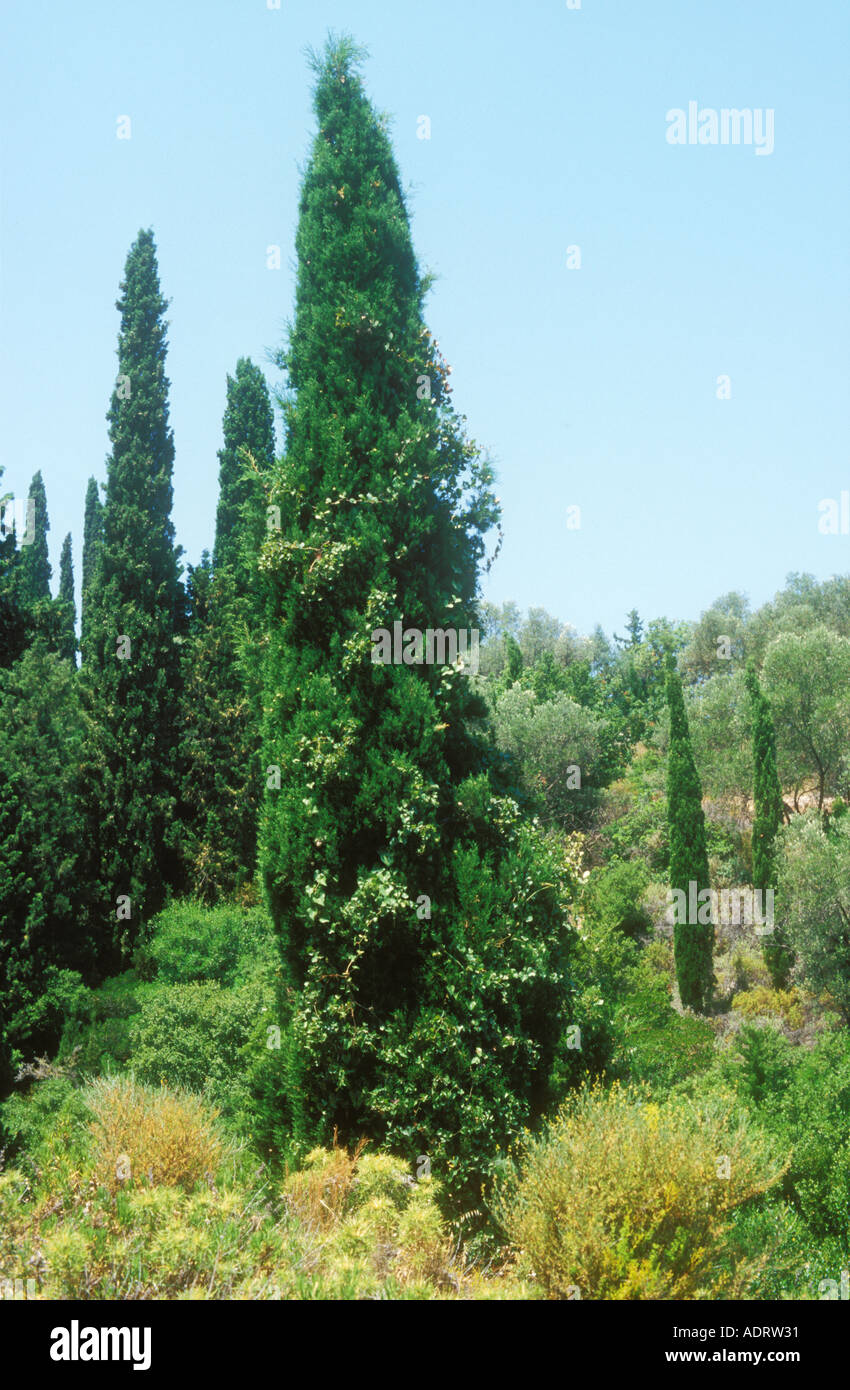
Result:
[497, 1081, 787, 1299]
[140, 901, 278, 988]
[282, 1144, 455, 1292]
[0, 1075, 89, 1163]
[730, 1024, 794, 1108]
[128, 978, 271, 1115]
[732, 986, 805, 1030]
[778, 813, 850, 1018]
[609, 962, 716, 1090]
[87, 1075, 225, 1192]
[750, 1032, 850, 1242]
[490, 686, 609, 829]
[56, 972, 144, 1076]
[584, 859, 651, 937]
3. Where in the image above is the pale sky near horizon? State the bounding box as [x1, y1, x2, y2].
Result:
[1, 0, 848, 638]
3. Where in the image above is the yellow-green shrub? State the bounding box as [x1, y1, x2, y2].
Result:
[732, 986, 805, 1030]
[87, 1075, 225, 1192]
[497, 1081, 787, 1300]
[281, 1144, 455, 1295]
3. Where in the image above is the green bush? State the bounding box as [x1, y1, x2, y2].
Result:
[129, 978, 273, 1116]
[57, 971, 144, 1077]
[497, 1081, 787, 1300]
[609, 961, 716, 1091]
[7, 969, 88, 1059]
[584, 859, 651, 937]
[0, 1075, 89, 1164]
[141, 901, 279, 988]
[730, 1024, 793, 1108]
[778, 813, 850, 1019]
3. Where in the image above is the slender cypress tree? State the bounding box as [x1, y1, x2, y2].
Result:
[213, 357, 275, 591]
[666, 666, 714, 1011]
[57, 533, 76, 663]
[179, 361, 275, 899]
[19, 471, 51, 607]
[260, 38, 566, 1198]
[80, 476, 103, 661]
[745, 662, 791, 986]
[79, 229, 182, 964]
[0, 468, 29, 668]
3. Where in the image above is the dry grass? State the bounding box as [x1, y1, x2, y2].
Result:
[87, 1074, 224, 1193]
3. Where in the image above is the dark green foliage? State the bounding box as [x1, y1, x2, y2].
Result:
[0, 1076, 89, 1166]
[666, 666, 714, 1012]
[56, 533, 76, 663]
[139, 900, 278, 987]
[731, 1028, 850, 1246]
[213, 358, 275, 590]
[18, 471, 51, 607]
[179, 560, 263, 899]
[79, 230, 183, 964]
[0, 469, 30, 668]
[260, 38, 568, 1200]
[0, 999, 13, 1101]
[503, 631, 523, 682]
[585, 859, 652, 937]
[745, 662, 792, 987]
[733, 1023, 793, 1108]
[128, 979, 270, 1115]
[0, 644, 91, 1053]
[609, 962, 716, 1090]
[80, 477, 103, 661]
[179, 359, 275, 900]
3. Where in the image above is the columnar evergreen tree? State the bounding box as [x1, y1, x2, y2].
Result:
[80, 476, 103, 660]
[79, 229, 182, 966]
[179, 361, 275, 899]
[57, 533, 76, 663]
[666, 665, 714, 1011]
[213, 358, 275, 591]
[19, 471, 51, 607]
[260, 37, 569, 1199]
[745, 661, 792, 987]
[0, 468, 29, 668]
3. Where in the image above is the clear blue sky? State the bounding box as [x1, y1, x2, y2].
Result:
[1, 0, 848, 638]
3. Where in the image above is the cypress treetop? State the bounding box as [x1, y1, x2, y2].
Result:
[81, 476, 103, 659]
[19, 471, 51, 606]
[213, 357, 276, 587]
[57, 532, 76, 663]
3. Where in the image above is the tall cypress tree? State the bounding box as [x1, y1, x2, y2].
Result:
[666, 666, 714, 1011]
[81, 476, 103, 661]
[0, 468, 29, 668]
[260, 38, 566, 1198]
[57, 533, 76, 664]
[213, 357, 275, 590]
[79, 229, 182, 965]
[179, 361, 275, 900]
[19, 471, 51, 607]
[745, 661, 791, 987]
